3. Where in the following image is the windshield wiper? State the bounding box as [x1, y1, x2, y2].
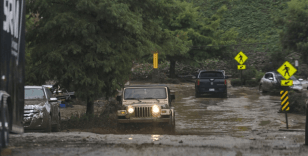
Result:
[125, 98, 142, 102]
[143, 98, 160, 102]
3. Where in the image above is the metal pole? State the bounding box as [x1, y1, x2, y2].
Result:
[305, 102, 308, 145]
[285, 111, 288, 129]
[240, 70, 242, 86]
[285, 87, 289, 129]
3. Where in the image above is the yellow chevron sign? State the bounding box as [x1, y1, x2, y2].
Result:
[281, 80, 293, 86]
[237, 65, 246, 70]
[280, 90, 290, 111]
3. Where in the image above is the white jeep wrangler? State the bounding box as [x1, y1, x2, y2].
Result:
[116, 85, 175, 131]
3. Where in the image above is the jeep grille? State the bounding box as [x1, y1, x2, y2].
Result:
[135, 107, 152, 117]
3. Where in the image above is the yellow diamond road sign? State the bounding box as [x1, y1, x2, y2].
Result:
[234, 51, 248, 65]
[277, 61, 297, 80]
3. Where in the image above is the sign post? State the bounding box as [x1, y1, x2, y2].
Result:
[306, 102, 308, 145]
[277, 61, 297, 129]
[234, 51, 248, 86]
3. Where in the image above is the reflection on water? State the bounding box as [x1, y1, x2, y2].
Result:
[151, 135, 161, 141]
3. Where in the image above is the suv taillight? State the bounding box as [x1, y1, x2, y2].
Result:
[197, 79, 200, 86]
[224, 80, 227, 85]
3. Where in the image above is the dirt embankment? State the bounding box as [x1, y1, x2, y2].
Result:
[59, 99, 120, 131]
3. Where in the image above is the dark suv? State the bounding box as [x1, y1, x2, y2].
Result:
[195, 70, 228, 98]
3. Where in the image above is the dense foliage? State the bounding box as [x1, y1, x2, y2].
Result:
[279, 0, 308, 63]
[26, 0, 187, 114]
[159, 1, 238, 77]
[185, 0, 290, 53]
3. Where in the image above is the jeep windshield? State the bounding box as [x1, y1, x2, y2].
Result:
[124, 88, 167, 99]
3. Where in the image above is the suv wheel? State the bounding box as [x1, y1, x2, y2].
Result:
[52, 114, 61, 132]
[45, 114, 52, 132]
[259, 84, 266, 93]
[195, 91, 200, 98]
[0, 100, 9, 148]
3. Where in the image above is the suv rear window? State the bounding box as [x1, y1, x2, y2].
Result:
[199, 72, 224, 78]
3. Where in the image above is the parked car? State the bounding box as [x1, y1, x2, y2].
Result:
[23, 86, 61, 132]
[259, 71, 303, 93]
[116, 85, 175, 132]
[194, 70, 228, 98]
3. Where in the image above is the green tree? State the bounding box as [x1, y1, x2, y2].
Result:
[161, 1, 237, 77]
[26, 0, 184, 114]
[279, 0, 308, 63]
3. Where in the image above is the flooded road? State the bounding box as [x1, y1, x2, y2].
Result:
[6, 81, 308, 156]
[123, 81, 306, 136]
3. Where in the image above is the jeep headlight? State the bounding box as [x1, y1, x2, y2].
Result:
[152, 105, 161, 117]
[127, 105, 134, 114]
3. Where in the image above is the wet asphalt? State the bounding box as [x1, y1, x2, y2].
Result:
[6, 81, 308, 156]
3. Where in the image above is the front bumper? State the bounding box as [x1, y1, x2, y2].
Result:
[117, 108, 172, 123]
[23, 112, 48, 130]
[118, 118, 170, 123]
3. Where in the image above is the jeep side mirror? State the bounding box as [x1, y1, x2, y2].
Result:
[225, 76, 229, 79]
[170, 95, 175, 101]
[116, 95, 122, 102]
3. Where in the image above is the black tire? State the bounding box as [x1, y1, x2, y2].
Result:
[195, 91, 200, 98]
[259, 84, 266, 93]
[52, 114, 61, 132]
[0, 100, 9, 148]
[163, 111, 175, 133]
[45, 114, 52, 132]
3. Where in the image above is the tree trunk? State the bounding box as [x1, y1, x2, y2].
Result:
[169, 59, 176, 78]
[86, 96, 94, 115]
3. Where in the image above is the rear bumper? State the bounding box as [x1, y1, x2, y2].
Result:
[118, 118, 169, 123]
[196, 86, 227, 94]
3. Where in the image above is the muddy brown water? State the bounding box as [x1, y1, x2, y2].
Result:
[71, 81, 307, 136]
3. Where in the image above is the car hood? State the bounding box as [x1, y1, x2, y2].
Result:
[292, 80, 301, 85]
[25, 99, 45, 105]
[24, 99, 50, 113]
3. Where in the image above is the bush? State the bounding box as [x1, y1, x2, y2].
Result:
[242, 67, 256, 81]
[231, 79, 242, 87]
[288, 91, 307, 114]
[255, 70, 265, 82]
[245, 79, 259, 87]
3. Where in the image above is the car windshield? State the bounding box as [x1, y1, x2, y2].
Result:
[25, 88, 45, 99]
[275, 73, 297, 80]
[199, 72, 224, 78]
[124, 88, 167, 99]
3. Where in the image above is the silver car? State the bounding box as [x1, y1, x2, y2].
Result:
[259, 71, 303, 92]
[23, 86, 61, 132]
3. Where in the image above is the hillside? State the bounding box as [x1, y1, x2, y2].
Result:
[186, 0, 290, 53]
